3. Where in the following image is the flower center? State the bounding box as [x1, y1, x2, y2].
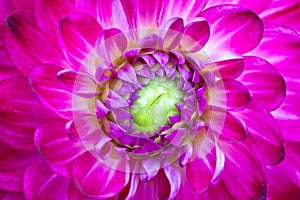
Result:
[130, 78, 183, 133]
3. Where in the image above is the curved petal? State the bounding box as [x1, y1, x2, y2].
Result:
[58, 12, 103, 70]
[235, 101, 285, 165]
[180, 18, 210, 53]
[159, 17, 184, 50]
[68, 181, 89, 200]
[29, 64, 73, 119]
[72, 152, 129, 198]
[238, 56, 286, 111]
[201, 5, 263, 54]
[24, 161, 70, 200]
[0, 77, 56, 151]
[34, 118, 86, 178]
[3, 10, 68, 76]
[0, 48, 21, 81]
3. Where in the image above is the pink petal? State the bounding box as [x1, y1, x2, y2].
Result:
[0, 191, 24, 200]
[159, 17, 184, 50]
[238, 56, 286, 111]
[0, 77, 56, 151]
[29, 64, 73, 119]
[164, 165, 181, 199]
[3, 10, 68, 76]
[24, 161, 70, 199]
[34, 118, 85, 178]
[209, 80, 251, 111]
[0, 167, 27, 192]
[201, 5, 263, 54]
[219, 137, 267, 199]
[117, 174, 139, 200]
[180, 18, 210, 53]
[0, 48, 21, 81]
[58, 13, 103, 70]
[235, 101, 285, 165]
[68, 181, 89, 200]
[72, 152, 129, 198]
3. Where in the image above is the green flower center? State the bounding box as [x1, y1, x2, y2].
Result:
[130, 78, 183, 133]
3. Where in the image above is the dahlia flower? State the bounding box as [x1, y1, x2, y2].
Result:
[0, 0, 300, 199]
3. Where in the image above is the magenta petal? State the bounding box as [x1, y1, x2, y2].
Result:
[209, 80, 251, 111]
[180, 18, 210, 53]
[72, 152, 129, 198]
[235, 101, 285, 165]
[96, 28, 128, 64]
[30, 64, 73, 119]
[3, 10, 68, 76]
[0, 191, 24, 200]
[24, 161, 70, 199]
[68, 181, 89, 200]
[34, 118, 85, 178]
[164, 165, 181, 200]
[0, 49, 21, 81]
[219, 137, 267, 199]
[238, 56, 286, 111]
[0, 77, 56, 151]
[58, 13, 103, 70]
[159, 17, 184, 50]
[202, 5, 263, 54]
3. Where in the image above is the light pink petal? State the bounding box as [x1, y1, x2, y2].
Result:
[35, 0, 75, 49]
[260, 0, 300, 32]
[159, 17, 184, 50]
[164, 165, 181, 200]
[72, 152, 129, 198]
[186, 145, 225, 194]
[29, 64, 73, 119]
[205, 0, 270, 13]
[209, 80, 251, 111]
[3, 10, 68, 76]
[205, 51, 244, 79]
[59, 13, 103, 70]
[34, 118, 85, 178]
[238, 56, 286, 111]
[0, 77, 56, 151]
[219, 137, 267, 199]
[24, 161, 70, 199]
[235, 101, 285, 165]
[201, 5, 263, 54]
[96, 28, 128, 64]
[180, 18, 210, 53]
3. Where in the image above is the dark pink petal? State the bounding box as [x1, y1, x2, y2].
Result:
[0, 77, 56, 151]
[29, 64, 73, 119]
[3, 10, 68, 76]
[24, 161, 70, 199]
[0, 48, 21, 81]
[164, 165, 181, 200]
[96, 28, 128, 64]
[219, 137, 267, 199]
[260, 0, 300, 32]
[0, 191, 24, 200]
[205, 51, 244, 79]
[201, 5, 263, 54]
[235, 101, 285, 165]
[186, 145, 225, 194]
[238, 56, 286, 111]
[180, 18, 210, 53]
[59, 13, 103, 70]
[34, 118, 85, 178]
[0, 167, 27, 192]
[35, 0, 75, 49]
[159, 17, 184, 50]
[209, 80, 251, 111]
[72, 152, 129, 198]
[117, 174, 139, 200]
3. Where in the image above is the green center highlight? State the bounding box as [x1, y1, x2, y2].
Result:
[130, 78, 184, 133]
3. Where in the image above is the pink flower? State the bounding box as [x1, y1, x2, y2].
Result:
[0, 0, 299, 199]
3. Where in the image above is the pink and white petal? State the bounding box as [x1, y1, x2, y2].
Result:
[164, 165, 181, 200]
[3, 10, 68, 76]
[209, 80, 251, 111]
[205, 0, 270, 14]
[34, 118, 85, 178]
[29, 64, 73, 119]
[235, 101, 285, 165]
[24, 161, 70, 200]
[35, 0, 75, 49]
[238, 56, 286, 111]
[201, 5, 263, 54]
[72, 152, 129, 198]
[219, 137, 267, 199]
[58, 13, 103, 70]
[159, 17, 184, 50]
[180, 18, 210, 53]
[0, 77, 56, 151]
[260, 0, 300, 32]
[205, 51, 244, 79]
[117, 174, 138, 200]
